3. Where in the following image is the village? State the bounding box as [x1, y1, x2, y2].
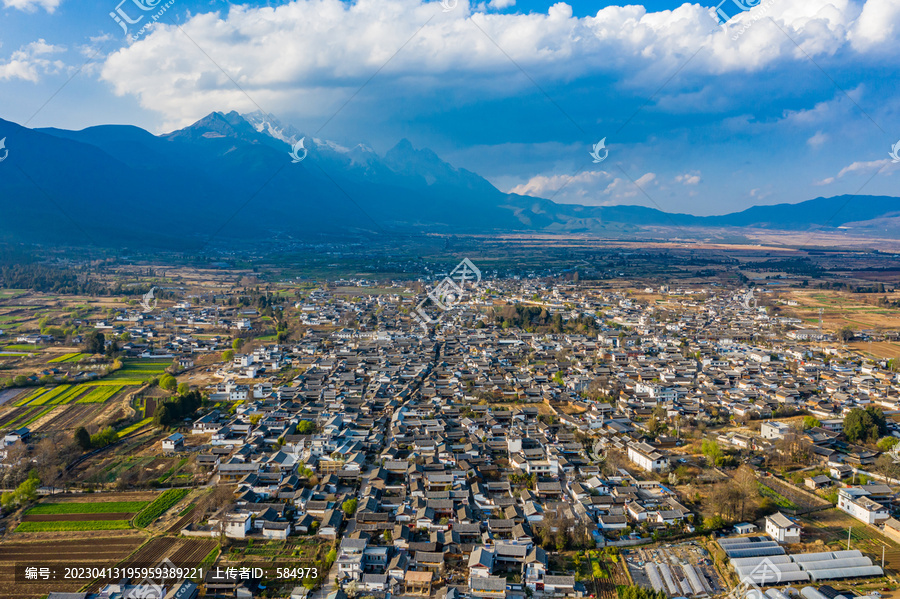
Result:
[3, 271, 900, 599]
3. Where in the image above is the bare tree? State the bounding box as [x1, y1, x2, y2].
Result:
[734, 466, 759, 521]
[1, 443, 30, 488]
[33, 435, 69, 490]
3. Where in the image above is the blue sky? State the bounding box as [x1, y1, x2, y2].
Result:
[1, 0, 899, 216]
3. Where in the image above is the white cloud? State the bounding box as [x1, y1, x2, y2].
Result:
[488, 0, 515, 9]
[749, 187, 773, 200]
[675, 171, 701, 185]
[510, 170, 611, 197]
[815, 158, 897, 184]
[849, 0, 900, 51]
[633, 172, 656, 188]
[598, 172, 656, 201]
[0, 39, 66, 82]
[807, 131, 828, 148]
[508, 169, 658, 204]
[2, 0, 61, 13]
[98, 0, 893, 129]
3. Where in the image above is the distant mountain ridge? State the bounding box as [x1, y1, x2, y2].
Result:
[0, 111, 896, 249]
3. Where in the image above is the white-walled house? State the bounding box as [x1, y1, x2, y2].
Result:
[838, 487, 890, 524]
[626, 442, 669, 472]
[765, 512, 800, 544]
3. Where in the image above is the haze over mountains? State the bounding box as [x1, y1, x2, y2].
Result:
[0, 111, 897, 250]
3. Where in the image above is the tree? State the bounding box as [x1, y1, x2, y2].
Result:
[875, 453, 900, 484]
[74, 426, 91, 451]
[33, 436, 66, 486]
[837, 326, 854, 342]
[154, 404, 172, 426]
[1, 472, 40, 509]
[297, 420, 315, 434]
[222, 349, 235, 362]
[734, 465, 759, 521]
[844, 407, 887, 444]
[90, 427, 118, 449]
[701, 439, 723, 465]
[159, 374, 177, 392]
[177, 382, 190, 395]
[154, 390, 203, 426]
[84, 331, 105, 355]
[232, 338, 244, 350]
[703, 515, 725, 531]
[341, 498, 358, 516]
[878, 437, 899, 452]
[802, 416, 822, 430]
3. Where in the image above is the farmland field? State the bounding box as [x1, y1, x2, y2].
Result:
[26, 385, 72, 406]
[134, 488, 190, 527]
[13, 387, 50, 407]
[26, 501, 149, 515]
[15, 520, 133, 532]
[0, 536, 144, 598]
[22, 513, 135, 522]
[77, 385, 125, 403]
[35, 402, 105, 432]
[48, 352, 83, 363]
[0, 344, 42, 351]
[119, 417, 153, 436]
[0, 405, 43, 428]
[18, 406, 56, 427]
[84, 537, 219, 591]
[48, 385, 89, 404]
[100, 360, 172, 383]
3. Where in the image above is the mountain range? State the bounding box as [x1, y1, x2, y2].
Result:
[0, 110, 897, 250]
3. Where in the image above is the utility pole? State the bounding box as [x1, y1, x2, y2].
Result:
[883, 543, 886, 569]
[848, 527, 852, 551]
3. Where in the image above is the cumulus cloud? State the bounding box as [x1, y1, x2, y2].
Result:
[507, 168, 658, 204]
[849, 0, 900, 51]
[488, 0, 515, 9]
[0, 39, 66, 82]
[509, 170, 611, 197]
[675, 172, 701, 185]
[97, 0, 892, 129]
[2, 0, 60, 12]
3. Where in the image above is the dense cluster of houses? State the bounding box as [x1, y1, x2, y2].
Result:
[18, 278, 900, 599]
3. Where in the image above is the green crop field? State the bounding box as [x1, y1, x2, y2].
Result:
[15, 520, 132, 532]
[48, 353, 83, 363]
[77, 385, 125, 403]
[89, 360, 171, 386]
[50, 385, 88, 405]
[13, 388, 47, 407]
[118, 417, 153, 436]
[28, 385, 72, 406]
[134, 489, 189, 527]
[26, 501, 149, 515]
